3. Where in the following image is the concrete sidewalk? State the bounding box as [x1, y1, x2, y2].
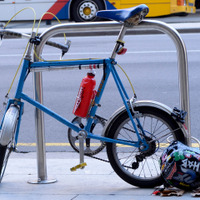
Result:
[0, 151, 196, 200]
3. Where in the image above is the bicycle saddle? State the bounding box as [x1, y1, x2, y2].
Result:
[96, 4, 149, 23]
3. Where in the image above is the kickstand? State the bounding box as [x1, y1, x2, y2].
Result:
[70, 131, 87, 171]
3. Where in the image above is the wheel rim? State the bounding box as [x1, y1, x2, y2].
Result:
[78, 1, 98, 20]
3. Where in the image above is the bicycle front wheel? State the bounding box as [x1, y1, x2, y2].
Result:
[0, 105, 19, 182]
[106, 106, 186, 188]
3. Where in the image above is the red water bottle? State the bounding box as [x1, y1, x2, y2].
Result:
[73, 70, 96, 118]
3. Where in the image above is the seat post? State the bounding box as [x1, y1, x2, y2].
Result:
[110, 25, 127, 59]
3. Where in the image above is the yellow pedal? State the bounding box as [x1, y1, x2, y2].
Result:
[70, 162, 87, 172]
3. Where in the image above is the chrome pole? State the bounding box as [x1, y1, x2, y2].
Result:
[28, 53, 57, 184]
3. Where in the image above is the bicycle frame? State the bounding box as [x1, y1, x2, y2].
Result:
[3, 25, 149, 151]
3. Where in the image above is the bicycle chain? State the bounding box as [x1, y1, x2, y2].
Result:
[86, 152, 133, 170]
[86, 154, 110, 163]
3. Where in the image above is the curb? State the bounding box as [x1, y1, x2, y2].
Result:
[4, 22, 200, 37]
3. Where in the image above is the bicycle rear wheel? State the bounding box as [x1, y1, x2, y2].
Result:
[106, 106, 186, 188]
[0, 105, 19, 182]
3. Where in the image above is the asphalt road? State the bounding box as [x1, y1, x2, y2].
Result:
[3, 10, 200, 28]
[0, 32, 200, 152]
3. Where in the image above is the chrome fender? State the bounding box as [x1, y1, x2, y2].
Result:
[0, 106, 19, 146]
[103, 100, 188, 141]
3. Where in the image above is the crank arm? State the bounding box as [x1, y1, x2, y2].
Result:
[70, 131, 87, 172]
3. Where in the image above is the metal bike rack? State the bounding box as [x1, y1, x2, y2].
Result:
[32, 20, 190, 183]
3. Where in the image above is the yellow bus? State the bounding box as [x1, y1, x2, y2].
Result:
[0, 0, 196, 22]
[114, 0, 196, 17]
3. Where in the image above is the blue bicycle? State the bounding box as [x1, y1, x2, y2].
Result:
[0, 5, 187, 188]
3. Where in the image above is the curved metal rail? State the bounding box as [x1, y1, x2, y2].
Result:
[33, 20, 190, 183]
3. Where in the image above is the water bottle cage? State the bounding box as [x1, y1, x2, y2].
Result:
[86, 102, 101, 119]
[171, 107, 187, 124]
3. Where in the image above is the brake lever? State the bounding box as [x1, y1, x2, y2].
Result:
[61, 40, 71, 58]
[45, 39, 71, 59]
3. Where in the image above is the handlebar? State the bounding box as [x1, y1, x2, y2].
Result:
[0, 29, 71, 56]
[0, 29, 30, 39]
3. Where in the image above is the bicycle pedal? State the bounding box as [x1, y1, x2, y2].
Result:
[70, 162, 87, 172]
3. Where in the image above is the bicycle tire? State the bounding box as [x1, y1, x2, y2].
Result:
[0, 106, 19, 182]
[0, 144, 12, 182]
[105, 106, 186, 188]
